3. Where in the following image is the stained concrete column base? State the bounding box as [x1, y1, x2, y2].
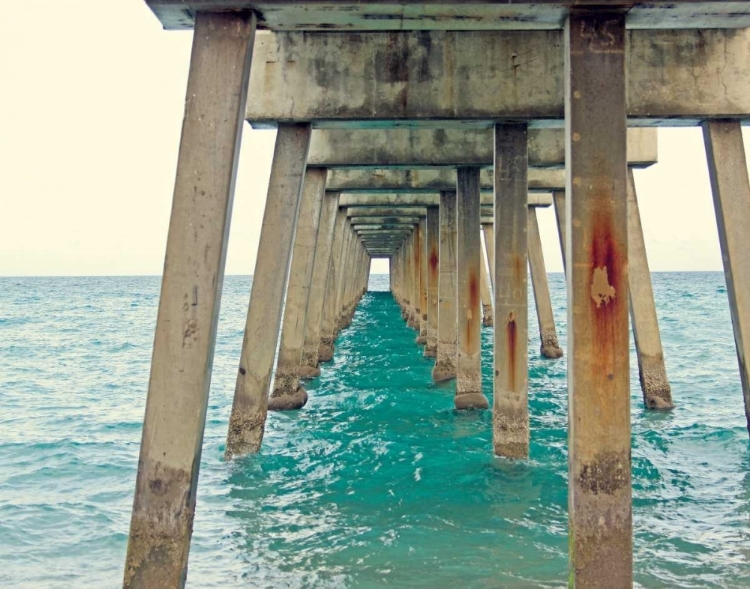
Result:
[424, 347, 437, 358]
[639, 355, 675, 410]
[540, 331, 564, 359]
[299, 347, 321, 379]
[318, 338, 335, 362]
[298, 365, 322, 379]
[268, 386, 308, 411]
[226, 409, 264, 456]
[432, 362, 456, 383]
[455, 393, 489, 410]
[493, 410, 529, 459]
[482, 305, 494, 327]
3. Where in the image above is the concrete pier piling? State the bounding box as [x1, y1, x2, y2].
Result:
[433, 190, 458, 383]
[269, 168, 326, 410]
[425, 207, 440, 358]
[299, 191, 340, 379]
[412, 223, 423, 335]
[479, 240, 493, 327]
[626, 169, 674, 410]
[455, 168, 489, 410]
[527, 208, 564, 359]
[319, 209, 346, 363]
[124, 12, 256, 588]
[703, 120, 750, 435]
[225, 123, 312, 459]
[566, 11, 632, 586]
[482, 223, 496, 289]
[417, 217, 429, 345]
[493, 124, 530, 458]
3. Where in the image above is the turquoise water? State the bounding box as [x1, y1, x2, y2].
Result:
[1, 273, 749, 587]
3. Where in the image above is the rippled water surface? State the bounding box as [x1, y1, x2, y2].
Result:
[1, 273, 749, 587]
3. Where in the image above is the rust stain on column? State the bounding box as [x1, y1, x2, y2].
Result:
[467, 270, 479, 343]
[507, 311, 517, 387]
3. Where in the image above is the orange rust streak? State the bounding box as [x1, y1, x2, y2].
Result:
[466, 270, 480, 346]
[429, 247, 439, 277]
[507, 313, 517, 388]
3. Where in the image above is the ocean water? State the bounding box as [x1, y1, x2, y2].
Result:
[1, 272, 749, 588]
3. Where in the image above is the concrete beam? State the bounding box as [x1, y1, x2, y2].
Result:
[339, 192, 553, 207]
[328, 168, 566, 192]
[308, 129, 656, 168]
[350, 216, 419, 225]
[246, 29, 750, 126]
[148, 2, 750, 31]
[352, 224, 416, 231]
[346, 207, 427, 217]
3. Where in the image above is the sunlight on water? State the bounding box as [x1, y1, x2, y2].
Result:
[1, 273, 749, 587]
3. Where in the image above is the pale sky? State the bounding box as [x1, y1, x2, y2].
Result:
[1, 1, 746, 277]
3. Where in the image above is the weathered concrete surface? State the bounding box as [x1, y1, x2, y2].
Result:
[433, 191, 458, 383]
[703, 120, 750, 436]
[334, 222, 354, 332]
[347, 206, 427, 217]
[225, 124, 312, 460]
[493, 124, 530, 459]
[329, 168, 565, 193]
[528, 208, 564, 359]
[246, 30, 750, 126]
[124, 13, 255, 589]
[552, 189, 567, 273]
[318, 210, 347, 363]
[411, 226, 423, 332]
[417, 218, 429, 344]
[340, 192, 553, 208]
[425, 207, 439, 357]
[149, 2, 750, 32]
[455, 168, 489, 410]
[479, 239, 493, 327]
[300, 190, 340, 379]
[566, 11, 632, 588]
[269, 168, 326, 410]
[626, 169, 674, 410]
[482, 223, 496, 290]
[307, 128, 656, 168]
[350, 216, 420, 225]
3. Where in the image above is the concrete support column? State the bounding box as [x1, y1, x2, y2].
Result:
[269, 168, 327, 410]
[433, 191, 458, 383]
[552, 190, 568, 272]
[319, 209, 346, 362]
[300, 191, 340, 378]
[528, 208, 564, 359]
[480, 238, 494, 326]
[407, 233, 418, 328]
[566, 10, 632, 586]
[482, 223, 496, 291]
[417, 217, 429, 344]
[412, 223, 423, 333]
[124, 13, 256, 588]
[493, 123, 529, 458]
[703, 120, 750, 436]
[425, 207, 440, 357]
[225, 123, 312, 458]
[626, 168, 674, 409]
[334, 221, 353, 334]
[455, 168, 489, 409]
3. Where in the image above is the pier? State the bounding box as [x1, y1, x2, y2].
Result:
[123, 3, 750, 587]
